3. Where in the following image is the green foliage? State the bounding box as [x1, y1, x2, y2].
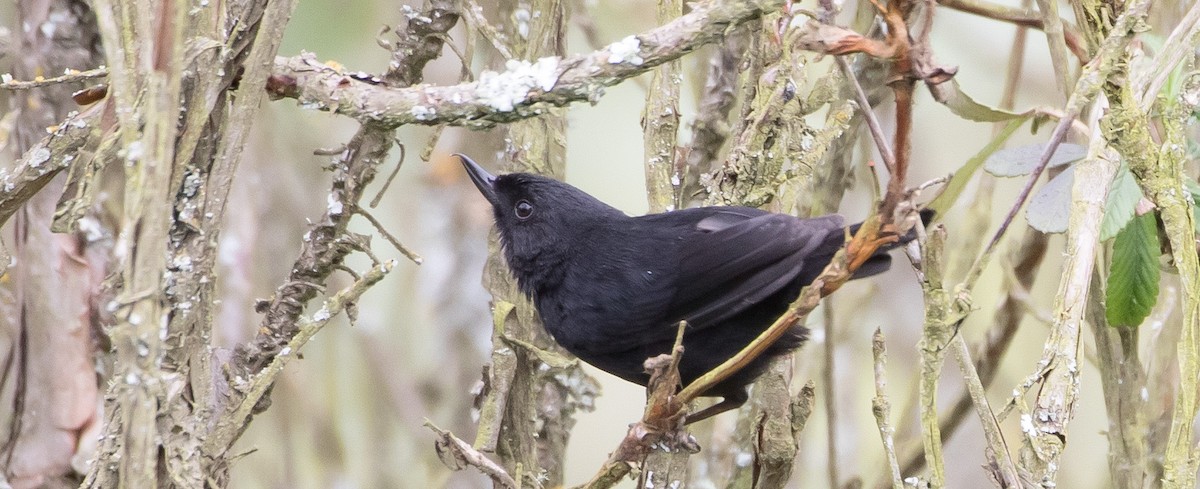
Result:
[1100, 165, 1145, 241]
[1106, 212, 1161, 327]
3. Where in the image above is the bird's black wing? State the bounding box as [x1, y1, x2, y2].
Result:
[665, 207, 845, 330]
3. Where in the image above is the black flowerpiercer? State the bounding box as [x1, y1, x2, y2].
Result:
[461, 154, 918, 423]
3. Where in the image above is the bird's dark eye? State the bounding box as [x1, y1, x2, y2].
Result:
[515, 200, 534, 220]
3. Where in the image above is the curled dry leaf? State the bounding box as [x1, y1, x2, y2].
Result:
[795, 20, 894, 57]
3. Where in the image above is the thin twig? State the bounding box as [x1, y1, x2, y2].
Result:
[962, 0, 1151, 292]
[426, 420, 518, 489]
[0, 67, 109, 90]
[461, 0, 514, 59]
[871, 329, 903, 489]
[936, 0, 1086, 59]
[212, 261, 395, 452]
[354, 208, 423, 264]
[368, 142, 405, 208]
[836, 56, 895, 171]
[949, 336, 1021, 486]
[824, 300, 840, 489]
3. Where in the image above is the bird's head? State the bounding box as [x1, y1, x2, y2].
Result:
[459, 154, 624, 294]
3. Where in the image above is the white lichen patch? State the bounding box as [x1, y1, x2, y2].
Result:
[312, 307, 332, 322]
[79, 216, 105, 242]
[172, 255, 194, 272]
[410, 105, 436, 121]
[513, 8, 531, 39]
[182, 170, 203, 197]
[607, 35, 644, 65]
[125, 141, 145, 163]
[327, 193, 344, 215]
[475, 57, 561, 111]
[28, 147, 50, 168]
[1020, 413, 1038, 436]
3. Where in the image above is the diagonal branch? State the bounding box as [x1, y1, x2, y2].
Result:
[962, 0, 1152, 292]
[265, 0, 784, 128]
[228, 0, 461, 415]
[0, 108, 101, 228]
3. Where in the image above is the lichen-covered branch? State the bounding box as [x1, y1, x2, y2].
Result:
[0, 108, 99, 228]
[86, 0, 187, 485]
[208, 261, 396, 452]
[1106, 81, 1200, 489]
[266, 0, 784, 128]
[679, 27, 749, 207]
[231, 0, 459, 385]
[1016, 131, 1117, 486]
[915, 226, 956, 488]
[642, 0, 683, 212]
[872, 330, 904, 489]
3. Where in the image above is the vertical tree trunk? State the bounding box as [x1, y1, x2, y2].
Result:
[1, 2, 103, 487]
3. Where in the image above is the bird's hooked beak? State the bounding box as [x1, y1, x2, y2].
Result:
[457, 154, 499, 205]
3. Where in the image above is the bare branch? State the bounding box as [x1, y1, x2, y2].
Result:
[963, 0, 1153, 292]
[0, 108, 100, 228]
[872, 329, 904, 489]
[427, 421, 518, 489]
[266, 0, 784, 128]
[0, 68, 108, 90]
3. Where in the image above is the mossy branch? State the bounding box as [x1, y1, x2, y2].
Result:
[1107, 82, 1200, 489]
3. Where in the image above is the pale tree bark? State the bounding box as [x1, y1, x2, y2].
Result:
[0, 1, 103, 488]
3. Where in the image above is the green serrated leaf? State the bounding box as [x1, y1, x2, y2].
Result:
[984, 142, 1088, 177]
[1106, 212, 1161, 327]
[1100, 165, 1144, 241]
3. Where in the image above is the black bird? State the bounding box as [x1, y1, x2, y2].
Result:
[461, 154, 916, 423]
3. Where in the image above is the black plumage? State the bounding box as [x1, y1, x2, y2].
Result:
[461, 154, 910, 422]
